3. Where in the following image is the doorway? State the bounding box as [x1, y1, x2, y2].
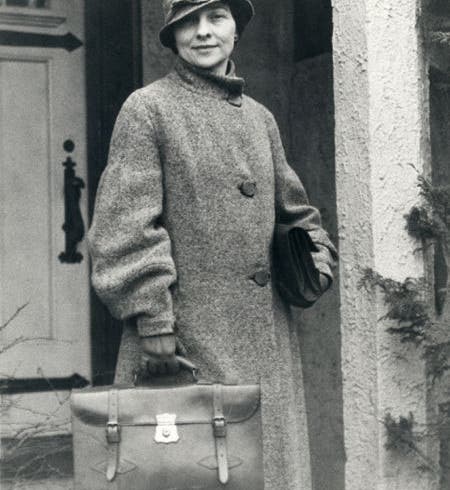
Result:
[0, 0, 141, 482]
[85, 0, 142, 387]
[0, 0, 91, 435]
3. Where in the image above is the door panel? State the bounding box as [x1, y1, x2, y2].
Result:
[1, 58, 53, 343]
[0, 0, 89, 434]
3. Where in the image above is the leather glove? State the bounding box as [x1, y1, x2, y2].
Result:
[311, 247, 334, 292]
[319, 273, 331, 291]
[140, 333, 180, 376]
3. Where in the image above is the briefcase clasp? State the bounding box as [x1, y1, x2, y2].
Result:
[213, 416, 227, 438]
[154, 413, 179, 444]
[106, 422, 121, 444]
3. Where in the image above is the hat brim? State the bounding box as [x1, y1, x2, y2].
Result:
[160, 0, 254, 49]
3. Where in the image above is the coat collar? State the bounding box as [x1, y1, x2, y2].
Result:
[173, 57, 245, 106]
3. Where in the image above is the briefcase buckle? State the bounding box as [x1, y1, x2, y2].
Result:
[154, 413, 179, 444]
[106, 422, 121, 444]
[213, 416, 227, 438]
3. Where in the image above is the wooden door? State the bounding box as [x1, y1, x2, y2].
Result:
[0, 0, 89, 435]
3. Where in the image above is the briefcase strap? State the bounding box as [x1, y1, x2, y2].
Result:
[106, 388, 120, 483]
[213, 384, 229, 484]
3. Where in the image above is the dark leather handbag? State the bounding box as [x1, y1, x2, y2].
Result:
[273, 224, 323, 308]
[71, 376, 263, 489]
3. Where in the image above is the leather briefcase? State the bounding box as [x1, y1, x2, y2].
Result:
[273, 224, 323, 308]
[71, 382, 263, 489]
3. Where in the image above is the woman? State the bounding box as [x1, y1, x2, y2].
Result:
[88, 0, 337, 488]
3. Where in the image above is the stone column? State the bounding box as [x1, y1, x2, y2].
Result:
[332, 0, 434, 488]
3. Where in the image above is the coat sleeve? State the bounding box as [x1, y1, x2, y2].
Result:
[266, 111, 338, 281]
[87, 90, 176, 337]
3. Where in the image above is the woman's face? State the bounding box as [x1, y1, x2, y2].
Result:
[173, 3, 237, 76]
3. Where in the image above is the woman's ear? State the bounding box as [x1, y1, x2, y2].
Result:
[234, 33, 239, 43]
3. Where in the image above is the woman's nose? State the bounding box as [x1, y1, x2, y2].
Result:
[195, 16, 212, 38]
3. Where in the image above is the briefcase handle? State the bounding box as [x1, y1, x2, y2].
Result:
[132, 356, 199, 385]
[177, 356, 198, 381]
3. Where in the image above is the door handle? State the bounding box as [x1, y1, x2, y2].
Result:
[59, 139, 85, 264]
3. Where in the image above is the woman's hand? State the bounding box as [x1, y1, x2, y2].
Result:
[140, 333, 180, 376]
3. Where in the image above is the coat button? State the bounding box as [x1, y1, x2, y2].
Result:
[253, 270, 271, 287]
[239, 181, 257, 198]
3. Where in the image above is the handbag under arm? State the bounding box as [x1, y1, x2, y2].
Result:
[273, 224, 325, 308]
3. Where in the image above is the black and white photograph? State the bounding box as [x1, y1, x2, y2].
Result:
[0, 0, 449, 489]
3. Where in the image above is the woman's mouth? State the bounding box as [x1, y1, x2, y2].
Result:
[192, 45, 217, 50]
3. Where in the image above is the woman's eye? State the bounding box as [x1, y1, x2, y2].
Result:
[178, 15, 196, 27]
[210, 12, 227, 20]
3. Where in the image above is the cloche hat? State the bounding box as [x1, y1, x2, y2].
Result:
[160, 0, 255, 49]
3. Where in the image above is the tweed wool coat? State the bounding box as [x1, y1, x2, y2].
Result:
[88, 58, 336, 490]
